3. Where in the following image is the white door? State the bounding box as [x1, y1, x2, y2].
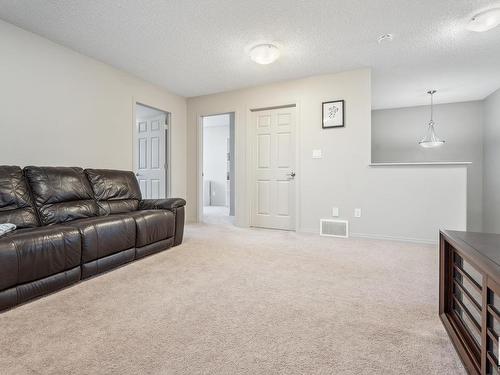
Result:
[135, 115, 166, 199]
[252, 107, 296, 230]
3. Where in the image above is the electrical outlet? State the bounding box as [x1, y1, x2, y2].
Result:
[354, 208, 362, 218]
[312, 149, 322, 159]
[332, 207, 339, 217]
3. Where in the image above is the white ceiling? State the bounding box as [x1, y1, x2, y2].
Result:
[1, 0, 499, 109]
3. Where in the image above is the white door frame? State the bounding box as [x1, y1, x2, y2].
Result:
[246, 102, 301, 232]
[132, 100, 172, 198]
[197, 111, 237, 223]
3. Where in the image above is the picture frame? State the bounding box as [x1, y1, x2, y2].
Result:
[322, 100, 345, 128]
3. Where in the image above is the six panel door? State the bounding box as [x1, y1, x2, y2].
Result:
[252, 107, 296, 230]
[136, 115, 166, 199]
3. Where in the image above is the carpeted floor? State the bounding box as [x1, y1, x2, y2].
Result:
[0, 223, 465, 375]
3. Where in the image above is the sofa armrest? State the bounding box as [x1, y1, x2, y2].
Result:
[138, 198, 186, 246]
[139, 198, 186, 211]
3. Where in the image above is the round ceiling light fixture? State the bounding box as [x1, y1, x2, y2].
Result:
[466, 8, 500, 32]
[249, 44, 280, 65]
[377, 33, 394, 43]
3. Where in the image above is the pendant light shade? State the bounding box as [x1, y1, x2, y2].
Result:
[419, 90, 445, 148]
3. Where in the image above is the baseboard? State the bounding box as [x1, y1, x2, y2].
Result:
[187, 221, 438, 246]
[349, 232, 437, 245]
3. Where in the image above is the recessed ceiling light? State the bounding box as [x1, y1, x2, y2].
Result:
[377, 34, 394, 44]
[467, 8, 500, 32]
[249, 44, 280, 65]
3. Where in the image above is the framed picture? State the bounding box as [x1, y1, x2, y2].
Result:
[322, 100, 344, 128]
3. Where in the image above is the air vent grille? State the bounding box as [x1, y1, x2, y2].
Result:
[320, 219, 349, 238]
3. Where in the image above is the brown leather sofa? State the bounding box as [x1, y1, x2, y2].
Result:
[0, 166, 186, 311]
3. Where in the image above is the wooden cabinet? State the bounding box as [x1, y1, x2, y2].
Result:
[440, 230, 500, 374]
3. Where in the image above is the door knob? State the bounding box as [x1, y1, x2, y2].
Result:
[287, 171, 296, 178]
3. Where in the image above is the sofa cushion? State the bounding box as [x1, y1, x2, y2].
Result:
[85, 169, 142, 215]
[24, 166, 98, 225]
[128, 210, 174, 248]
[0, 225, 81, 292]
[66, 215, 136, 263]
[0, 166, 39, 228]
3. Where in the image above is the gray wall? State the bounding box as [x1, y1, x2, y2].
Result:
[483, 89, 500, 234]
[0, 20, 188, 199]
[372, 101, 483, 231]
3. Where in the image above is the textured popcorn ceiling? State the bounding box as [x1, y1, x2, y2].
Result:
[0, 0, 499, 108]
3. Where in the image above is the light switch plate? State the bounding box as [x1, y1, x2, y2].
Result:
[354, 208, 362, 218]
[312, 149, 322, 159]
[332, 207, 339, 217]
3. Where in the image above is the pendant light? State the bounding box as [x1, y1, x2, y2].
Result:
[419, 90, 445, 148]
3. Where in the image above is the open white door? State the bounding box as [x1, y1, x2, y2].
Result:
[251, 107, 296, 230]
[135, 114, 166, 199]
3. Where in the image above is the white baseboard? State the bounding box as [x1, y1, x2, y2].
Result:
[350, 232, 437, 245]
[187, 222, 438, 246]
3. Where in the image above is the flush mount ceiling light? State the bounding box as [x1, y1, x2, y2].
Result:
[377, 33, 394, 43]
[466, 8, 500, 32]
[419, 90, 445, 148]
[249, 44, 280, 65]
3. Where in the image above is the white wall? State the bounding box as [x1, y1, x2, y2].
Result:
[187, 69, 467, 243]
[372, 101, 483, 231]
[203, 116, 229, 206]
[0, 20, 187, 199]
[483, 88, 500, 234]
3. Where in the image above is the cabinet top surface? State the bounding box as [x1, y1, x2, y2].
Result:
[445, 230, 500, 268]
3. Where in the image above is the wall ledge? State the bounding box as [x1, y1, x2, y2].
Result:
[369, 161, 472, 166]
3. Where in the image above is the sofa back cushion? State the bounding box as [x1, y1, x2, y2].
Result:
[24, 166, 98, 225]
[85, 169, 142, 215]
[0, 166, 39, 228]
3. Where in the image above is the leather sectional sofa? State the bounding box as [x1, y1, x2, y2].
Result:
[0, 166, 186, 311]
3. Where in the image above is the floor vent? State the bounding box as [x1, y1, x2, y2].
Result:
[320, 219, 349, 238]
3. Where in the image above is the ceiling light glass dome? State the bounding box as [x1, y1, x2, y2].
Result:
[249, 44, 280, 65]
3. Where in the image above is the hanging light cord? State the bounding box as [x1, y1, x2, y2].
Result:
[428, 90, 436, 123]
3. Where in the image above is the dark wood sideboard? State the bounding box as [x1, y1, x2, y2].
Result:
[440, 230, 500, 374]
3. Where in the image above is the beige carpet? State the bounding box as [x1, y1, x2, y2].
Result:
[0, 223, 464, 375]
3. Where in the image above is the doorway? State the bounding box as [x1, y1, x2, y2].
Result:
[201, 113, 235, 224]
[134, 103, 171, 199]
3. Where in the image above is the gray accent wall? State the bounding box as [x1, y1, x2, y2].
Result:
[483, 89, 500, 234]
[372, 101, 483, 231]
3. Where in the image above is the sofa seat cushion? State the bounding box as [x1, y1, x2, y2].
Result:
[67, 215, 136, 263]
[0, 225, 81, 292]
[128, 210, 174, 248]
